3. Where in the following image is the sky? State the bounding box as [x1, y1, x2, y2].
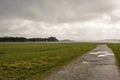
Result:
[0, 0, 120, 40]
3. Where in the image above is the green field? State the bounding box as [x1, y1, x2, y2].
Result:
[0, 43, 96, 80]
[108, 44, 120, 67]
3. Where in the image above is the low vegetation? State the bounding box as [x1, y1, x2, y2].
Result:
[0, 43, 96, 80]
[108, 44, 120, 67]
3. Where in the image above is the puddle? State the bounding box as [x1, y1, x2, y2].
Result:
[89, 51, 107, 55]
[97, 55, 106, 57]
[89, 52, 100, 55]
[82, 61, 90, 64]
[90, 51, 110, 55]
[97, 53, 114, 57]
[89, 51, 114, 57]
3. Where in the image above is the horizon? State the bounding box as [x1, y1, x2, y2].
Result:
[0, 36, 120, 42]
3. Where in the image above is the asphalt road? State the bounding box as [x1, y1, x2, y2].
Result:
[44, 44, 120, 80]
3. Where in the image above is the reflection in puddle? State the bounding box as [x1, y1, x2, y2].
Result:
[82, 61, 90, 64]
[97, 55, 106, 57]
[89, 51, 103, 55]
[89, 51, 114, 57]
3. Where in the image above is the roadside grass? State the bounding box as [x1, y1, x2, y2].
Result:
[108, 43, 120, 67]
[0, 43, 96, 80]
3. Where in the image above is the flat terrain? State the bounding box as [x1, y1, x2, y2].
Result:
[0, 43, 96, 80]
[44, 44, 120, 80]
[108, 44, 120, 67]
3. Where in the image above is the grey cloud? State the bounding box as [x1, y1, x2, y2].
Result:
[0, 0, 116, 22]
[0, 0, 120, 40]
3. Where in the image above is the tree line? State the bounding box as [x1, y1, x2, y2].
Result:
[0, 36, 58, 42]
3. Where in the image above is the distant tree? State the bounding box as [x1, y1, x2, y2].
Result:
[0, 37, 27, 42]
[47, 36, 58, 41]
[0, 36, 59, 42]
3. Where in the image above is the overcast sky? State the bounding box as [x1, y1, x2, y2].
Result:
[0, 0, 120, 40]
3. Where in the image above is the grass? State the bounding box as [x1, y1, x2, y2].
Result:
[0, 42, 96, 80]
[108, 43, 120, 68]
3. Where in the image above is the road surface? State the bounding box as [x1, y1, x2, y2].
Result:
[44, 44, 120, 80]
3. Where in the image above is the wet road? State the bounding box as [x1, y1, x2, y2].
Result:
[44, 44, 120, 80]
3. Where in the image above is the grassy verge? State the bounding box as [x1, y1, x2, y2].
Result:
[0, 43, 96, 80]
[108, 43, 120, 67]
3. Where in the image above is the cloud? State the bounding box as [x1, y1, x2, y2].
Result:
[0, 0, 120, 40]
[0, 0, 116, 22]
